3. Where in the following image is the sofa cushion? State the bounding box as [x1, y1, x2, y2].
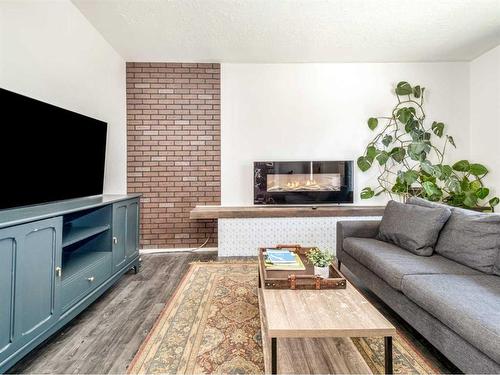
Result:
[342, 237, 480, 290]
[401, 274, 500, 363]
[408, 197, 500, 273]
[377, 200, 451, 256]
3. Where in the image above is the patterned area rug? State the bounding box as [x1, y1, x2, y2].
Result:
[128, 262, 439, 374]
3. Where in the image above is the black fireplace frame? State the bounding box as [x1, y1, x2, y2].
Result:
[254, 161, 354, 205]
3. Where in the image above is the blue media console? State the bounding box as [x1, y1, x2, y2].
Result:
[0, 194, 141, 372]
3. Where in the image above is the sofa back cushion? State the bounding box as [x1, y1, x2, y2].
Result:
[377, 200, 451, 256]
[407, 197, 500, 274]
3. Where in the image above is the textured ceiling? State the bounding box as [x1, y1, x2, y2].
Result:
[72, 0, 500, 63]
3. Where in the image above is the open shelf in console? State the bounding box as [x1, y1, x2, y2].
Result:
[62, 224, 110, 248]
[61, 204, 113, 282]
[62, 205, 112, 248]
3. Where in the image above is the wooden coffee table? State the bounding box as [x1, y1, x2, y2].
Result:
[258, 266, 396, 374]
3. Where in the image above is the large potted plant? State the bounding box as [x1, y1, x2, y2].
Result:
[357, 81, 499, 211]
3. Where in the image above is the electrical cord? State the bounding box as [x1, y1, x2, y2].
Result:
[184, 235, 212, 252]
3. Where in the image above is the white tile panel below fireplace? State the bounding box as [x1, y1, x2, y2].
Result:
[218, 216, 381, 257]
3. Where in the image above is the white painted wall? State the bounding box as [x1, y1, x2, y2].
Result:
[470, 45, 500, 198]
[221, 63, 470, 205]
[0, 0, 126, 194]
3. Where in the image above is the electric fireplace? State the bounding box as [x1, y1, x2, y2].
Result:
[254, 161, 353, 205]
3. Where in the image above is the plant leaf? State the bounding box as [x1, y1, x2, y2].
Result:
[463, 192, 478, 208]
[446, 192, 465, 206]
[489, 197, 500, 208]
[391, 179, 408, 193]
[431, 121, 444, 137]
[382, 135, 393, 147]
[452, 160, 470, 172]
[409, 141, 426, 155]
[396, 107, 415, 124]
[461, 176, 471, 191]
[376, 151, 390, 165]
[409, 128, 424, 141]
[360, 187, 375, 199]
[447, 135, 456, 148]
[395, 81, 412, 96]
[367, 117, 378, 130]
[366, 146, 378, 162]
[405, 119, 419, 133]
[420, 161, 433, 174]
[413, 85, 422, 98]
[469, 163, 488, 176]
[438, 164, 453, 180]
[408, 141, 427, 161]
[390, 147, 406, 163]
[446, 176, 461, 193]
[403, 170, 419, 185]
[470, 179, 482, 191]
[357, 156, 371, 172]
[419, 170, 436, 184]
[422, 181, 442, 197]
[421, 161, 440, 178]
[476, 187, 490, 199]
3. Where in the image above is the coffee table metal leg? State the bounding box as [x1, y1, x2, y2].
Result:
[385, 336, 393, 374]
[271, 337, 277, 374]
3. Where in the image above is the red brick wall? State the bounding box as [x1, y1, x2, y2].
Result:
[126, 63, 220, 249]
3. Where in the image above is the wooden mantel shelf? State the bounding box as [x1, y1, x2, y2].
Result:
[190, 205, 385, 219]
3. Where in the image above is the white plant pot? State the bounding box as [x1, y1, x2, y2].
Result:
[314, 265, 330, 279]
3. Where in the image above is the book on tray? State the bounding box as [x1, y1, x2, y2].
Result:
[264, 248, 305, 270]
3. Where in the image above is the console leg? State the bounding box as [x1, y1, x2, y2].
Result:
[337, 260, 342, 270]
[131, 258, 140, 274]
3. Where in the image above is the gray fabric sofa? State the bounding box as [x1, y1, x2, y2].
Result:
[337, 202, 500, 374]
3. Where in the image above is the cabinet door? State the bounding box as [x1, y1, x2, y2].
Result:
[0, 234, 15, 357]
[126, 199, 139, 260]
[112, 202, 127, 271]
[13, 217, 62, 345]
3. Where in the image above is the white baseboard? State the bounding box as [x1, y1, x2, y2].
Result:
[139, 247, 218, 255]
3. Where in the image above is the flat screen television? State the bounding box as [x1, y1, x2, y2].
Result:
[0, 88, 107, 210]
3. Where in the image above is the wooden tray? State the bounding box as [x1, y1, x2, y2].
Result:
[258, 245, 346, 290]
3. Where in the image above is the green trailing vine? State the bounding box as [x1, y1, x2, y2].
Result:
[358, 81, 499, 211]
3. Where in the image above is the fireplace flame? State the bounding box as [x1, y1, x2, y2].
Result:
[267, 174, 341, 192]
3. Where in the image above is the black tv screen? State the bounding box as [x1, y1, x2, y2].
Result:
[0, 88, 107, 210]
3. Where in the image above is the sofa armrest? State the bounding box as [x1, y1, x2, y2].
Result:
[336, 220, 381, 261]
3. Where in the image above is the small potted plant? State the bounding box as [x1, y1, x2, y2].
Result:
[306, 247, 333, 278]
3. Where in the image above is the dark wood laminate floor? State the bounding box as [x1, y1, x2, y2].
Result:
[10, 253, 460, 374]
[9, 252, 217, 374]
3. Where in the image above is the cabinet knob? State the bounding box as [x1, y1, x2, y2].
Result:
[55, 267, 62, 277]
[113, 236, 118, 244]
[87, 276, 95, 282]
